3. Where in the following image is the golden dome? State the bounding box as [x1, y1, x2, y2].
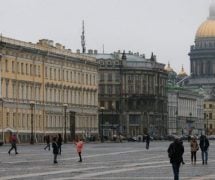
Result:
[178, 65, 187, 76]
[164, 62, 173, 72]
[196, 20, 215, 39]
[196, 2, 215, 39]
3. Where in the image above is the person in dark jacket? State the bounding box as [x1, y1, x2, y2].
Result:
[8, 134, 18, 155]
[145, 134, 150, 149]
[199, 135, 209, 165]
[167, 137, 184, 180]
[57, 134, 62, 155]
[52, 137, 58, 164]
[44, 135, 50, 151]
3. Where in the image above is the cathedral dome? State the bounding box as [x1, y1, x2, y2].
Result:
[196, 20, 215, 39]
[178, 65, 187, 77]
[164, 62, 173, 72]
[196, 2, 215, 39]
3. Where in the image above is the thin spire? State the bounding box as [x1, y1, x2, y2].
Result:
[102, 44, 104, 54]
[81, 20, 86, 53]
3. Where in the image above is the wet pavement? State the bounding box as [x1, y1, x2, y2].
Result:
[0, 141, 215, 179]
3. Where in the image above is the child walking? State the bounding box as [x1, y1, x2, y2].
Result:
[75, 138, 84, 162]
[52, 137, 58, 164]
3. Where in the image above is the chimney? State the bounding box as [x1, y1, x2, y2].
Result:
[76, 49, 80, 54]
[94, 50, 98, 54]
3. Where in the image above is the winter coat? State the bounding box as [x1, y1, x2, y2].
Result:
[52, 142, 58, 154]
[75, 141, 84, 153]
[57, 136, 62, 146]
[167, 140, 184, 164]
[190, 140, 199, 152]
[199, 135, 209, 152]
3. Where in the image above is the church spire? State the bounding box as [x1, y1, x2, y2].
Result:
[81, 20, 86, 53]
[209, 0, 215, 19]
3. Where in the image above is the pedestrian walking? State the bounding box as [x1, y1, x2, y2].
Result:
[190, 136, 199, 165]
[52, 137, 59, 164]
[167, 137, 184, 180]
[44, 135, 50, 151]
[75, 138, 84, 162]
[179, 139, 185, 165]
[145, 134, 150, 149]
[199, 134, 209, 165]
[57, 134, 62, 155]
[8, 134, 18, 155]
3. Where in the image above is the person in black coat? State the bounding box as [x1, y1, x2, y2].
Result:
[52, 137, 59, 164]
[57, 134, 62, 155]
[167, 137, 184, 180]
[44, 135, 50, 151]
[199, 135, 210, 165]
[145, 134, 150, 149]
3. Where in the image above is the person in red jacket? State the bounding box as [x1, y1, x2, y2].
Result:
[75, 138, 84, 162]
[8, 134, 18, 155]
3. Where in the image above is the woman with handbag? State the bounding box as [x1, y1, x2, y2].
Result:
[190, 136, 199, 165]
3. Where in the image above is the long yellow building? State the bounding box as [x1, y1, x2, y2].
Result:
[0, 36, 99, 143]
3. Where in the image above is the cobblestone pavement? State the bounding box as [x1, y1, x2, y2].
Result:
[0, 141, 215, 180]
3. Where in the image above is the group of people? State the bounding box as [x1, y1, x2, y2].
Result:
[44, 134, 62, 154]
[7, 133, 84, 164]
[51, 136, 84, 164]
[168, 134, 210, 180]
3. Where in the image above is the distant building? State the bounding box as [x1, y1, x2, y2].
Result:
[187, 2, 215, 134]
[89, 50, 168, 138]
[188, 2, 215, 98]
[165, 63, 204, 136]
[167, 86, 204, 135]
[0, 36, 99, 143]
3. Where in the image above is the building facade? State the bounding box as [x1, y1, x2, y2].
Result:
[0, 36, 99, 143]
[204, 100, 215, 135]
[188, 2, 215, 97]
[167, 86, 204, 136]
[187, 2, 215, 135]
[89, 50, 168, 139]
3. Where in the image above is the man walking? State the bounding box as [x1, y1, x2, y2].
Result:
[8, 134, 18, 155]
[199, 134, 209, 165]
[44, 135, 51, 151]
[145, 134, 150, 149]
[167, 137, 184, 180]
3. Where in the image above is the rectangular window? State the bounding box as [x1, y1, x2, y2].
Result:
[38, 66, 41, 76]
[5, 59, 8, 72]
[21, 63, 24, 74]
[26, 64, 28, 75]
[108, 73, 112, 81]
[12, 61, 15, 73]
[17, 62, 20, 74]
[45, 67, 48, 78]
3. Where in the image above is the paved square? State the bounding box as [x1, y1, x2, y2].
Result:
[0, 141, 215, 179]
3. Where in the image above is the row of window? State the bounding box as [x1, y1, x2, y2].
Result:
[45, 67, 97, 86]
[3, 80, 97, 106]
[6, 112, 42, 129]
[5, 112, 97, 130]
[100, 72, 120, 82]
[2, 59, 97, 86]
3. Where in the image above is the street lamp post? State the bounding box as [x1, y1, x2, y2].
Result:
[189, 112, 192, 135]
[63, 104, 68, 143]
[30, 101, 35, 144]
[100, 107, 105, 143]
[175, 111, 178, 135]
[206, 114, 209, 136]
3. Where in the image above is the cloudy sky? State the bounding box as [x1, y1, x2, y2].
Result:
[0, 0, 212, 73]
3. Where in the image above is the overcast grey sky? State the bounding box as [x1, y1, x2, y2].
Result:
[0, 0, 212, 74]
